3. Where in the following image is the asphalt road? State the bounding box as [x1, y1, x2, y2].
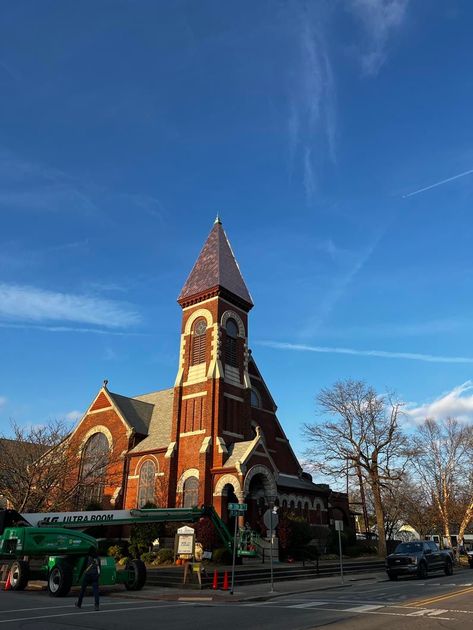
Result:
[1, 570, 473, 629]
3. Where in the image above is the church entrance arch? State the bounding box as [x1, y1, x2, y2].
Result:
[243, 465, 277, 533]
[213, 474, 243, 526]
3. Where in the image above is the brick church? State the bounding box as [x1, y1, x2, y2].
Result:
[67, 219, 349, 531]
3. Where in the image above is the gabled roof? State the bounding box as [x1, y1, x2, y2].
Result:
[178, 218, 253, 308]
[127, 388, 174, 453]
[108, 392, 155, 436]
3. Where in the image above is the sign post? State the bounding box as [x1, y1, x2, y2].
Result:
[335, 520, 344, 584]
[264, 501, 279, 593]
[228, 503, 247, 595]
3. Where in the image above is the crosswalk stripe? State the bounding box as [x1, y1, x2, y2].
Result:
[287, 602, 327, 609]
[345, 605, 383, 613]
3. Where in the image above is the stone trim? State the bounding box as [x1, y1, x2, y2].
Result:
[243, 464, 277, 498]
[87, 406, 113, 414]
[184, 308, 213, 335]
[177, 468, 200, 492]
[132, 453, 161, 476]
[179, 429, 206, 437]
[78, 425, 113, 453]
[224, 393, 244, 402]
[199, 436, 212, 454]
[164, 442, 176, 459]
[214, 473, 243, 500]
[216, 437, 228, 454]
[222, 430, 244, 439]
[182, 391, 207, 400]
[220, 310, 245, 337]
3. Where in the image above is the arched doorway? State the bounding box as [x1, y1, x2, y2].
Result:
[243, 465, 277, 534]
[213, 474, 243, 526]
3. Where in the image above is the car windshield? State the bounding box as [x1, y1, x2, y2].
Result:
[395, 542, 424, 554]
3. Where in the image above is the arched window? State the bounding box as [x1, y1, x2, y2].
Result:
[297, 501, 302, 514]
[224, 318, 238, 367]
[250, 388, 261, 408]
[183, 476, 199, 508]
[191, 318, 207, 365]
[79, 432, 109, 508]
[138, 460, 156, 507]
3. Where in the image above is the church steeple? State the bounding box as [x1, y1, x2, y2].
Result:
[178, 220, 253, 311]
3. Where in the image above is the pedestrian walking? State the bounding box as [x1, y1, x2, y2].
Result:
[75, 547, 101, 610]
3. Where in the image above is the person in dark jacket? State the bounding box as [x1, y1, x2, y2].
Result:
[75, 547, 101, 610]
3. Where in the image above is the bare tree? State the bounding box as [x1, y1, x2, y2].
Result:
[411, 417, 473, 547]
[0, 420, 121, 512]
[303, 380, 408, 556]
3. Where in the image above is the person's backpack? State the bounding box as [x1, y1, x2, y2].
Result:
[85, 556, 100, 577]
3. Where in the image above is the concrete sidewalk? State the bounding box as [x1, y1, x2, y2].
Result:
[109, 570, 387, 603]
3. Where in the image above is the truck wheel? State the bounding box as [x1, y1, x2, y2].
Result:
[417, 562, 428, 579]
[48, 562, 73, 597]
[10, 560, 29, 591]
[444, 559, 453, 576]
[387, 572, 398, 581]
[124, 559, 147, 591]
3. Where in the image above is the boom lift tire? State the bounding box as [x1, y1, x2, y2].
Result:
[124, 559, 147, 591]
[48, 561, 73, 597]
[10, 560, 29, 591]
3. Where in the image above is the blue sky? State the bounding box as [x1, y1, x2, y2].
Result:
[1, 1, 473, 457]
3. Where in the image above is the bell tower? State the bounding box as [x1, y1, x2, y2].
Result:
[167, 217, 254, 507]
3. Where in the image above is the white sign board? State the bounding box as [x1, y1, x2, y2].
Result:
[334, 520, 344, 532]
[177, 535, 194, 555]
[176, 525, 195, 557]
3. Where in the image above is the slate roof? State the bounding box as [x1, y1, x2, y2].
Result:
[178, 219, 253, 307]
[223, 440, 254, 469]
[127, 388, 174, 453]
[277, 474, 330, 494]
[108, 392, 155, 436]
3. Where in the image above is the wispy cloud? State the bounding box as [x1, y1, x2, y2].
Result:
[405, 382, 473, 424]
[258, 340, 473, 364]
[350, 0, 409, 76]
[402, 167, 473, 198]
[301, 232, 383, 337]
[0, 283, 140, 329]
[317, 317, 470, 339]
[0, 150, 98, 215]
[0, 322, 145, 336]
[65, 410, 83, 422]
[303, 147, 317, 203]
[288, 10, 337, 202]
[0, 397, 7, 409]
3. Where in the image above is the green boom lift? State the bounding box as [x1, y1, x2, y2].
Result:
[0, 506, 259, 596]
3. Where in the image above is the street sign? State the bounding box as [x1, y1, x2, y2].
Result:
[334, 520, 344, 532]
[228, 503, 247, 512]
[263, 508, 279, 533]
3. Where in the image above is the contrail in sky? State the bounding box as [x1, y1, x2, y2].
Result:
[403, 168, 473, 198]
[258, 340, 473, 364]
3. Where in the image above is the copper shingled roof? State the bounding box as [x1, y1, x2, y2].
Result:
[178, 219, 253, 307]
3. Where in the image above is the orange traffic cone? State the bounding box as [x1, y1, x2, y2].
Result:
[222, 571, 229, 591]
[212, 569, 219, 590]
[4, 570, 11, 591]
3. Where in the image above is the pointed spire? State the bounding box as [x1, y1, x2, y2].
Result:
[178, 220, 253, 310]
[214, 213, 222, 225]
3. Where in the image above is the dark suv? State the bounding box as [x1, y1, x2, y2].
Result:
[386, 541, 453, 580]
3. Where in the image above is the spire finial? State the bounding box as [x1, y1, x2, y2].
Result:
[214, 213, 222, 225]
[103, 379, 109, 389]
